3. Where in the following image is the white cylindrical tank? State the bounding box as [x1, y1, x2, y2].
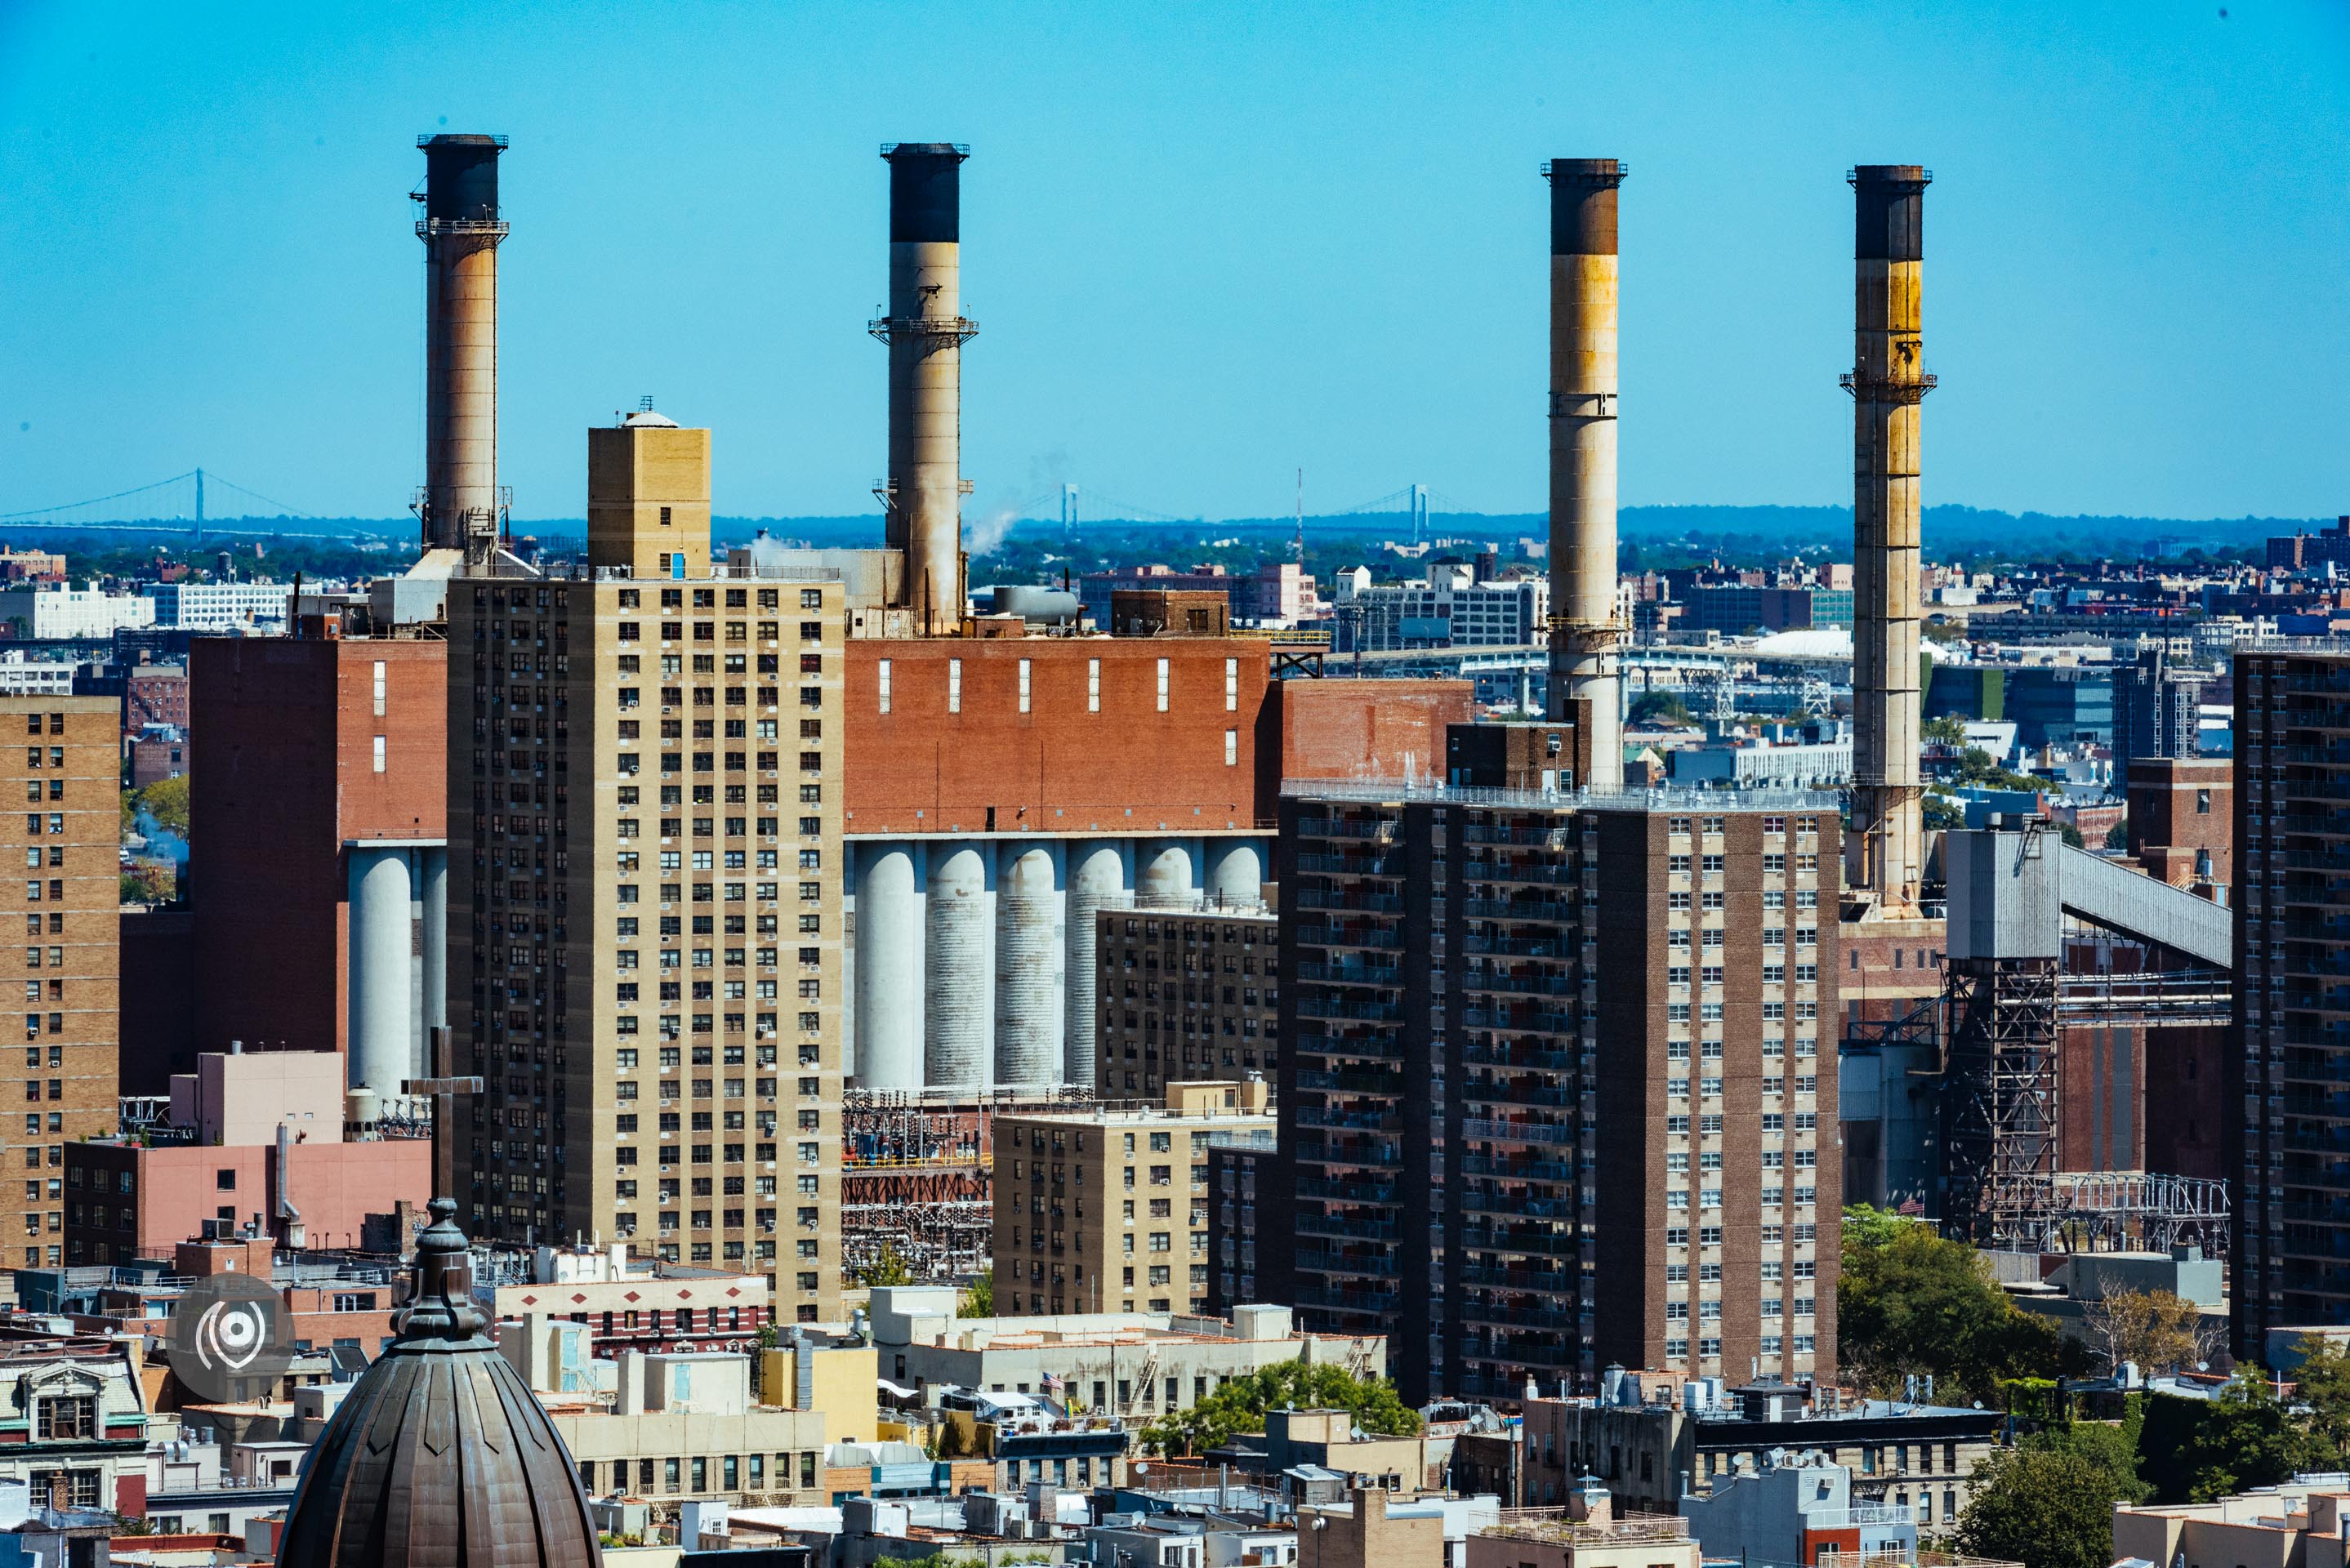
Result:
[854, 845, 925, 1090]
[994, 846, 1063, 1088]
[925, 844, 993, 1091]
[1206, 840, 1264, 911]
[1063, 840, 1130, 1090]
[1135, 840, 1194, 911]
[347, 847, 414, 1094]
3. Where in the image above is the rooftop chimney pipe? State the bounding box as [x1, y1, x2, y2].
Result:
[1544, 158, 1625, 791]
[1844, 165, 1933, 912]
[875, 143, 977, 635]
[417, 133, 510, 562]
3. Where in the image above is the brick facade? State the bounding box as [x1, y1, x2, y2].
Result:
[187, 636, 447, 1059]
[0, 697, 119, 1268]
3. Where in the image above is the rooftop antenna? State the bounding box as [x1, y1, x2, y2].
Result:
[638, 394, 655, 412]
[1292, 468, 1304, 566]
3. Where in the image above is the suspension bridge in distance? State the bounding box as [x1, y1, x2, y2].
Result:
[0, 469, 372, 541]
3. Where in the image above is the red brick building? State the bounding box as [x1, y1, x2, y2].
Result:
[2127, 755, 2232, 898]
[185, 635, 447, 1062]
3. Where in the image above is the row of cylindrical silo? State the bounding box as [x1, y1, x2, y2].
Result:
[845, 834, 1270, 1094]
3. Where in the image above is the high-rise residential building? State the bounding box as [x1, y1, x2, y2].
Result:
[989, 1080, 1274, 1318]
[449, 411, 846, 1323]
[2231, 646, 2350, 1348]
[1267, 751, 1840, 1403]
[1, 697, 119, 1267]
[1095, 906, 1279, 1095]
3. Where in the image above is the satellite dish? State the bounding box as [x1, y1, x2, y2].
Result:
[1134, 1463, 1148, 1475]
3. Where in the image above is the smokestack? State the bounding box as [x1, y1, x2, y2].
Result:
[1844, 165, 1933, 912]
[417, 134, 509, 562]
[1544, 158, 1625, 791]
[875, 143, 977, 635]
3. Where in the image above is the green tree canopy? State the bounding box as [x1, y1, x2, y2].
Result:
[1139, 1361, 1419, 1458]
[1838, 1206, 2083, 1402]
[959, 1271, 993, 1319]
[2138, 1379, 2328, 1503]
[139, 773, 190, 839]
[856, 1245, 915, 1288]
[1628, 693, 1694, 728]
[1922, 715, 1970, 744]
[1954, 1447, 2133, 1568]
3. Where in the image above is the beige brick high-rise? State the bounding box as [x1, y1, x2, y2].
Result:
[451, 412, 845, 1322]
[4, 697, 118, 1267]
[992, 1080, 1273, 1318]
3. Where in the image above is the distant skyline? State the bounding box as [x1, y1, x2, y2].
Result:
[2, 2, 2346, 527]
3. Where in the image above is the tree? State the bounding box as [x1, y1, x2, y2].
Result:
[1139, 1360, 1419, 1458]
[2022, 1410, 2150, 1503]
[1924, 792, 1967, 833]
[1923, 715, 1971, 745]
[856, 1245, 915, 1288]
[959, 1271, 993, 1319]
[2104, 819, 2129, 851]
[1839, 1208, 2082, 1402]
[2080, 1289, 2201, 1374]
[2138, 1379, 2327, 1503]
[2289, 1334, 2350, 1454]
[140, 774, 190, 840]
[1628, 693, 1694, 728]
[2058, 823, 2087, 849]
[1953, 1448, 2131, 1568]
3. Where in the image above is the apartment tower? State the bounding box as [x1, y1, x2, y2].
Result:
[4, 697, 118, 1266]
[2232, 647, 2348, 1349]
[449, 412, 845, 1322]
[1271, 756, 1840, 1402]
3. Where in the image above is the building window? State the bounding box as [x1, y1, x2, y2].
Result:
[948, 658, 962, 715]
[1224, 729, 1237, 767]
[372, 660, 386, 718]
[876, 658, 891, 715]
[1156, 658, 1170, 713]
[372, 735, 386, 773]
[36, 1396, 91, 1440]
[1019, 658, 1032, 714]
[1088, 658, 1100, 713]
[1224, 657, 1238, 712]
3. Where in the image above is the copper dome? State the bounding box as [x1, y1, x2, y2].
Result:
[275, 1199, 602, 1567]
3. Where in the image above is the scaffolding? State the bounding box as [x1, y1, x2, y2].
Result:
[840, 1085, 1095, 1285]
[1939, 956, 2059, 1245]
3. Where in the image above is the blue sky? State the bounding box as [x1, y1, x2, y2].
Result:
[2, 2, 2346, 526]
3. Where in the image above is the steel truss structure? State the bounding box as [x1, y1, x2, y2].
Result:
[1981, 1169, 2231, 1257]
[1940, 956, 2059, 1245]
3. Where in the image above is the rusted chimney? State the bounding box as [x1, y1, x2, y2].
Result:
[1544, 158, 1626, 791]
[1844, 164, 1933, 911]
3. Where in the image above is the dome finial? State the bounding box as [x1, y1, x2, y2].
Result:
[395, 1195, 485, 1342]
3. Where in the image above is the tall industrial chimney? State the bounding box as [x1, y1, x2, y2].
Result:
[1845, 165, 1933, 912]
[875, 143, 977, 635]
[1544, 158, 1625, 791]
[417, 133, 509, 561]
